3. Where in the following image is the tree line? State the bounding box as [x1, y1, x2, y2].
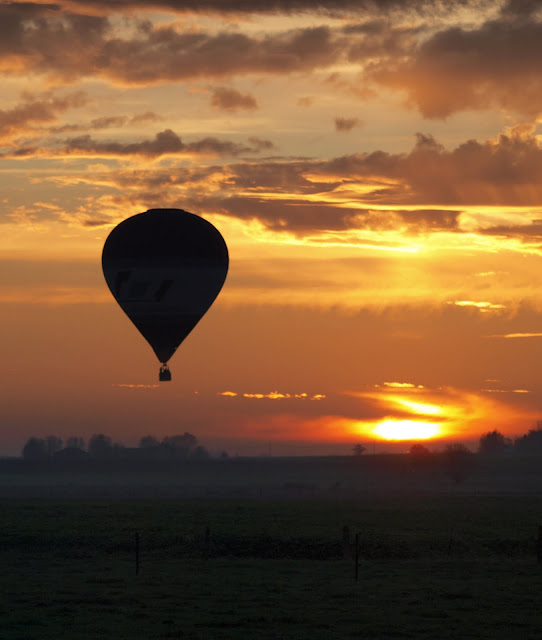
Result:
[352, 423, 542, 460]
[21, 423, 542, 463]
[350, 425, 542, 484]
[477, 424, 542, 455]
[21, 432, 215, 461]
[406, 423, 542, 459]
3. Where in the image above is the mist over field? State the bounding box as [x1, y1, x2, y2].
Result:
[2, 449, 542, 499]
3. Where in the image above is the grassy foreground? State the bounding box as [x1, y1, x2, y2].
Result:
[2, 496, 542, 639]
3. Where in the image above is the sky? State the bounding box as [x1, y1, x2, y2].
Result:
[2, 0, 542, 456]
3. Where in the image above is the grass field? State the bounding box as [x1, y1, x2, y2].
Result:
[3, 495, 542, 639]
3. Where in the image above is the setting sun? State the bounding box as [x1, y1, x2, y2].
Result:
[373, 419, 441, 441]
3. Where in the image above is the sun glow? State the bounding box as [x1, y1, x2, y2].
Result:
[373, 419, 441, 441]
[393, 398, 443, 416]
[348, 383, 533, 445]
[346, 387, 461, 442]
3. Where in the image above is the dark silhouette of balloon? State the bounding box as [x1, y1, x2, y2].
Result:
[102, 208, 228, 381]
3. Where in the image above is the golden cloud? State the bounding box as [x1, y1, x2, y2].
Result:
[218, 390, 326, 400]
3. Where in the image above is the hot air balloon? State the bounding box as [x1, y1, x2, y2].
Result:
[102, 208, 228, 381]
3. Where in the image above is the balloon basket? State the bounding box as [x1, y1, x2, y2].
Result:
[159, 364, 171, 382]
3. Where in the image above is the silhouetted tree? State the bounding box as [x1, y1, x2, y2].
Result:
[162, 433, 199, 458]
[408, 443, 432, 471]
[478, 430, 511, 454]
[193, 445, 210, 459]
[352, 443, 366, 456]
[88, 433, 113, 459]
[443, 443, 473, 484]
[45, 436, 63, 458]
[515, 427, 542, 454]
[409, 443, 431, 457]
[135, 433, 209, 459]
[66, 436, 85, 450]
[22, 437, 47, 461]
[112, 442, 127, 456]
[54, 446, 88, 460]
[139, 435, 160, 448]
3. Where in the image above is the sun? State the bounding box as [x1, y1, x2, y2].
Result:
[372, 419, 441, 441]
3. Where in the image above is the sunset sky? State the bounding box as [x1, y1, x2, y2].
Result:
[2, 0, 542, 456]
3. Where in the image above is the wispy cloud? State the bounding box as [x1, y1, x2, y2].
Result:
[380, 381, 424, 389]
[25, 0, 490, 17]
[112, 384, 160, 389]
[487, 332, 542, 339]
[218, 390, 326, 400]
[452, 300, 506, 312]
[482, 388, 530, 394]
[0, 91, 88, 140]
[49, 111, 162, 133]
[2, 129, 275, 159]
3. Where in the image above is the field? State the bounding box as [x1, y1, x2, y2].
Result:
[2, 456, 542, 638]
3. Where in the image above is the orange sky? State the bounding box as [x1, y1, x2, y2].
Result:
[2, 0, 542, 455]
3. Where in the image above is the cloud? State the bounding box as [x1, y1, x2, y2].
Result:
[487, 333, 542, 339]
[482, 388, 530, 393]
[0, 5, 451, 86]
[334, 116, 362, 132]
[0, 6, 342, 83]
[452, 300, 506, 312]
[368, 15, 542, 118]
[479, 221, 542, 241]
[226, 161, 340, 194]
[296, 96, 314, 107]
[129, 122, 542, 235]
[65, 129, 183, 157]
[205, 196, 461, 236]
[0, 6, 111, 81]
[317, 126, 542, 206]
[2, 129, 275, 159]
[25, 0, 486, 17]
[2, 1, 537, 126]
[344, 18, 423, 59]
[210, 86, 258, 111]
[30, 128, 516, 238]
[0, 91, 88, 140]
[112, 384, 160, 389]
[218, 390, 326, 400]
[381, 382, 423, 388]
[15, 125, 542, 243]
[3, 1, 532, 127]
[104, 25, 340, 84]
[49, 111, 162, 133]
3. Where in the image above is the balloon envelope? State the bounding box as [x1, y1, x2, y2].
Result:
[102, 208, 228, 369]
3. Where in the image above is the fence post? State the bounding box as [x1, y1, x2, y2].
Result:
[135, 531, 140, 576]
[354, 532, 360, 581]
